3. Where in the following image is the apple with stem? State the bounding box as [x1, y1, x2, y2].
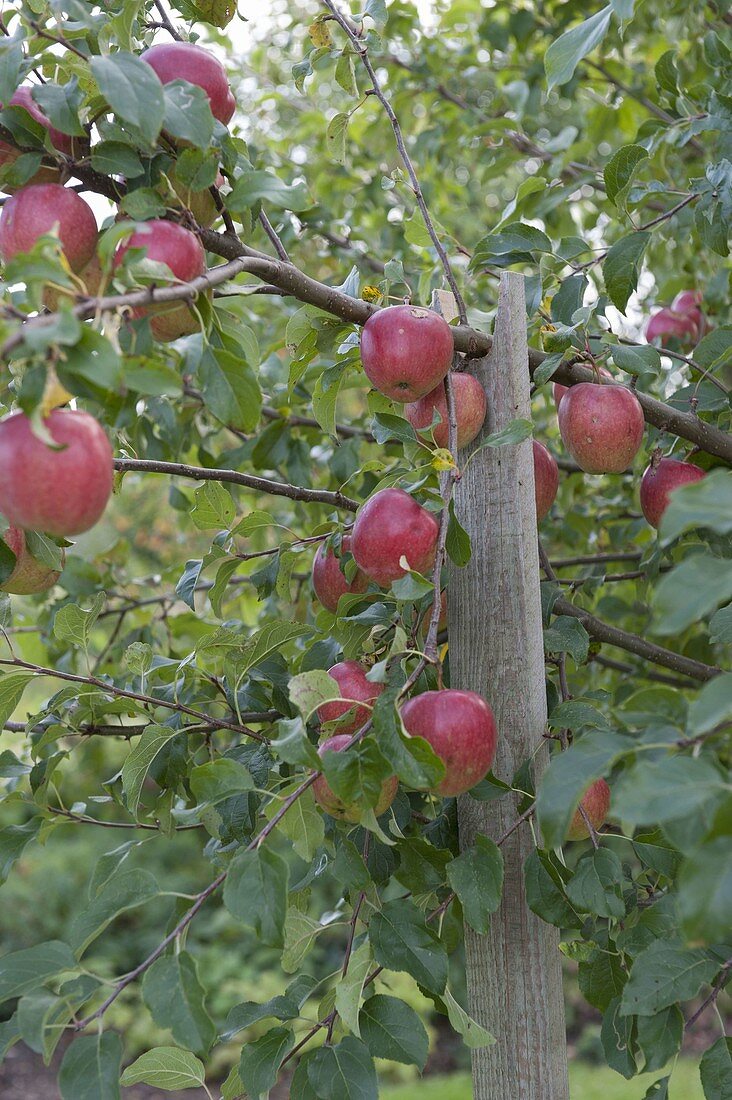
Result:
[141, 42, 236, 124]
[0, 527, 64, 595]
[317, 661, 385, 735]
[639, 454, 705, 529]
[360, 304, 454, 402]
[400, 689, 498, 796]
[311, 536, 368, 612]
[558, 382, 644, 474]
[313, 734, 398, 822]
[566, 779, 610, 841]
[351, 487, 439, 587]
[404, 371, 487, 449]
[553, 366, 613, 410]
[114, 220, 207, 342]
[0, 409, 113, 537]
[0, 183, 97, 272]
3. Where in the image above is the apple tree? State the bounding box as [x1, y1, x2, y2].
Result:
[0, 1, 729, 1099]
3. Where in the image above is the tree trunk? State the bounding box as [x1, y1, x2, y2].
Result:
[449, 272, 569, 1099]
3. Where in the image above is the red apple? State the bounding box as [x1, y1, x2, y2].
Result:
[141, 43, 236, 125]
[646, 307, 699, 347]
[313, 734, 398, 822]
[0, 526, 64, 595]
[351, 487, 439, 587]
[317, 661, 385, 735]
[533, 439, 559, 521]
[566, 779, 610, 841]
[0, 409, 113, 537]
[639, 456, 705, 529]
[0, 183, 97, 272]
[404, 372, 487, 449]
[360, 305, 453, 402]
[558, 382, 644, 474]
[114, 219, 206, 341]
[553, 366, 613, 410]
[311, 536, 368, 612]
[400, 689, 497, 797]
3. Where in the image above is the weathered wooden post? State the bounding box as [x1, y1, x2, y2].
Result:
[450, 271, 570, 1098]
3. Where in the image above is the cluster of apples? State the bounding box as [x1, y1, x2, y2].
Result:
[0, 44, 238, 594]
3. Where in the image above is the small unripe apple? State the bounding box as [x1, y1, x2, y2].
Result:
[400, 689, 498, 797]
[317, 660, 385, 735]
[313, 734, 398, 822]
[0, 183, 97, 272]
[639, 456, 705, 529]
[558, 382, 644, 474]
[141, 43, 236, 124]
[533, 439, 559, 521]
[360, 305, 454, 402]
[351, 487, 439, 587]
[0, 409, 113, 537]
[553, 366, 613, 410]
[404, 372, 487, 449]
[171, 170, 225, 228]
[114, 219, 206, 341]
[311, 536, 368, 612]
[0, 526, 64, 595]
[566, 779, 610, 841]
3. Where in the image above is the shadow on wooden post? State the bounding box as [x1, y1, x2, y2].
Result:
[450, 271, 570, 1099]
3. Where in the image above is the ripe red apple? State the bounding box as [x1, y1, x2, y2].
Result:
[113, 220, 206, 341]
[351, 487, 439, 587]
[311, 536, 368, 612]
[141, 43, 236, 124]
[317, 661, 385, 735]
[533, 440, 559, 521]
[0, 526, 64, 595]
[400, 689, 498, 797]
[639, 456, 705, 529]
[558, 382, 644, 474]
[360, 305, 454, 402]
[313, 734, 398, 822]
[553, 366, 613, 410]
[566, 779, 610, 841]
[646, 307, 699, 347]
[0, 183, 97, 272]
[404, 372, 487, 449]
[0, 409, 113, 537]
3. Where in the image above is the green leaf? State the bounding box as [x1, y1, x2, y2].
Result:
[621, 940, 720, 1016]
[59, 1032, 123, 1100]
[612, 755, 726, 827]
[239, 1026, 294, 1097]
[222, 975, 317, 1040]
[659, 469, 732, 543]
[305, 1036, 378, 1100]
[142, 953, 216, 1054]
[190, 758, 254, 806]
[91, 53, 165, 147]
[312, 371, 343, 438]
[334, 942, 372, 1037]
[359, 994, 428, 1068]
[0, 819, 41, 885]
[371, 412, 418, 445]
[120, 1046, 206, 1091]
[603, 144, 649, 211]
[162, 81, 216, 147]
[282, 905, 322, 973]
[566, 848, 625, 919]
[335, 53, 358, 97]
[446, 835, 503, 934]
[53, 593, 105, 655]
[545, 6, 613, 90]
[18, 977, 99, 1064]
[70, 869, 160, 955]
[190, 481, 235, 530]
[228, 170, 310, 212]
[31, 80, 86, 137]
[0, 941, 77, 1005]
[611, 342, 661, 377]
[227, 622, 313, 685]
[369, 898, 448, 994]
[688, 673, 732, 736]
[710, 603, 732, 644]
[544, 615, 590, 665]
[578, 949, 627, 1012]
[267, 783, 324, 863]
[223, 846, 289, 947]
[446, 500, 471, 567]
[601, 996, 637, 1078]
[700, 1037, 732, 1100]
[442, 986, 495, 1049]
[326, 112, 350, 165]
[636, 1005, 683, 1073]
[91, 140, 145, 178]
[289, 669, 341, 719]
[122, 726, 180, 816]
[0, 672, 33, 729]
[652, 553, 732, 634]
[524, 849, 581, 928]
[678, 837, 732, 945]
[603, 231, 650, 312]
[373, 690, 445, 791]
[200, 348, 262, 433]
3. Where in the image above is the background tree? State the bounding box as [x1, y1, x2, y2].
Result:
[0, 2, 729, 1099]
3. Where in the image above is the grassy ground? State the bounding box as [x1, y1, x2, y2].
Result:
[381, 1060, 704, 1099]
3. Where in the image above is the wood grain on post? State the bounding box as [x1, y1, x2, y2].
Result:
[450, 272, 570, 1099]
